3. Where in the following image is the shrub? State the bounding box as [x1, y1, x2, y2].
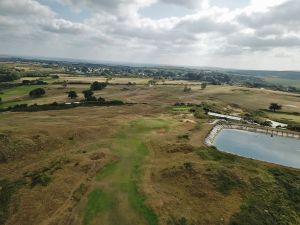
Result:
[30, 172, 51, 187]
[98, 97, 105, 103]
[22, 80, 47, 85]
[29, 88, 45, 98]
[197, 146, 236, 163]
[90, 81, 107, 91]
[167, 216, 195, 225]
[51, 75, 59, 79]
[215, 169, 243, 195]
[183, 162, 194, 173]
[83, 89, 94, 100]
[68, 91, 78, 99]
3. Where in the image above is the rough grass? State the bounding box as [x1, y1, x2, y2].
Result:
[265, 111, 300, 123]
[229, 173, 300, 225]
[214, 168, 244, 195]
[169, 106, 192, 113]
[197, 146, 300, 224]
[0, 180, 25, 225]
[197, 146, 236, 163]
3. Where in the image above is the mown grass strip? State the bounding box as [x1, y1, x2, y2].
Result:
[83, 189, 112, 225]
[128, 143, 159, 225]
[96, 161, 119, 181]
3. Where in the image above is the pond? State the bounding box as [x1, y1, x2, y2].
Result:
[213, 129, 300, 169]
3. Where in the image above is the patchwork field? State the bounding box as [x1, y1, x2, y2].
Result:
[1, 71, 300, 225]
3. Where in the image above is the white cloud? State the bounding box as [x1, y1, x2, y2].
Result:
[0, 0, 299, 70]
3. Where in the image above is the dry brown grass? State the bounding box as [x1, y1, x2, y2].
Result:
[1, 78, 300, 225]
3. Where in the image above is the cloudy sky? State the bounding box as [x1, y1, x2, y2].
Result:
[0, 0, 299, 70]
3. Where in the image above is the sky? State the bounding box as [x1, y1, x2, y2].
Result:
[0, 0, 300, 70]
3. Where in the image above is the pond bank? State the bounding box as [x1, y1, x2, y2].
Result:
[205, 123, 300, 146]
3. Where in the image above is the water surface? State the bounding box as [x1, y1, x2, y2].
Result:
[213, 129, 300, 169]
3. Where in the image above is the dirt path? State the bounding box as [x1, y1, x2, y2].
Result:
[82, 119, 171, 225]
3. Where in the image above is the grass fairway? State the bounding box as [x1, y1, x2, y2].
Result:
[265, 111, 300, 123]
[83, 190, 112, 225]
[0, 85, 45, 108]
[83, 118, 172, 225]
[0, 85, 44, 99]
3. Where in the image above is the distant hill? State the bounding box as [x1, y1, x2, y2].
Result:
[215, 69, 300, 80]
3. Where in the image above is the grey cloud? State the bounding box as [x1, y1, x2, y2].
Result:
[159, 0, 204, 8]
[228, 34, 300, 50]
[175, 16, 237, 35]
[238, 0, 300, 29]
[56, 0, 154, 16]
[0, 0, 54, 17]
[254, 25, 285, 37]
[40, 19, 88, 34]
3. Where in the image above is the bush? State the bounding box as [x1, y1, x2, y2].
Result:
[68, 91, 78, 99]
[51, 75, 59, 79]
[22, 80, 47, 85]
[192, 108, 207, 119]
[90, 81, 107, 91]
[287, 124, 300, 132]
[197, 146, 236, 163]
[29, 88, 45, 98]
[214, 168, 243, 195]
[83, 89, 94, 100]
[167, 216, 195, 225]
[30, 173, 51, 187]
[98, 97, 105, 103]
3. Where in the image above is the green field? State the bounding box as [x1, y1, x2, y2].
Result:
[265, 77, 300, 88]
[0, 85, 46, 108]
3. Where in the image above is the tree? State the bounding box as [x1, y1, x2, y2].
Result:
[68, 91, 78, 99]
[82, 90, 97, 101]
[0, 97, 2, 104]
[183, 85, 191, 92]
[51, 75, 59, 79]
[22, 80, 31, 85]
[83, 89, 93, 99]
[29, 88, 45, 98]
[90, 81, 107, 91]
[269, 103, 282, 112]
[201, 82, 207, 90]
[148, 80, 156, 86]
